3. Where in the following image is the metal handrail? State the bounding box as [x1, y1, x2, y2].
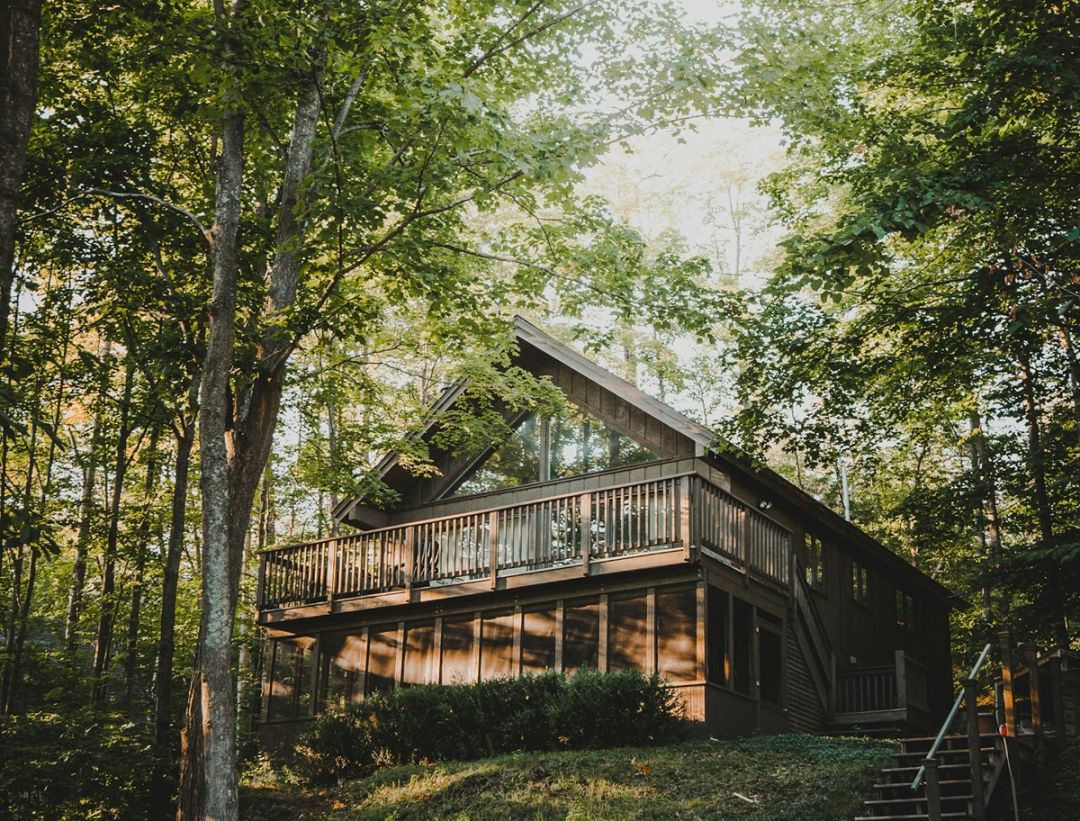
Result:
[911, 642, 992, 790]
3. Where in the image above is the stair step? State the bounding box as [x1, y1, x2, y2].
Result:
[872, 780, 972, 791]
[893, 746, 997, 760]
[864, 795, 974, 806]
[854, 814, 969, 820]
[881, 764, 970, 774]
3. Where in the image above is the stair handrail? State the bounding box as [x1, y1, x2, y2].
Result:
[911, 642, 992, 791]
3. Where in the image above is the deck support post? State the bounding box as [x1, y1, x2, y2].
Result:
[554, 600, 565, 672]
[1027, 646, 1043, 744]
[512, 606, 523, 677]
[488, 511, 499, 590]
[679, 475, 692, 561]
[1050, 653, 1067, 743]
[598, 594, 609, 672]
[998, 630, 1017, 738]
[923, 757, 942, 821]
[256, 554, 267, 610]
[580, 492, 591, 575]
[326, 538, 338, 602]
[964, 677, 986, 819]
[646, 587, 656, 674]
[403, 528, 415, 599]
[895, 650, 908, 713]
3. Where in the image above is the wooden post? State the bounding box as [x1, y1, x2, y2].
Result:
[646, 587, 656, 674]
[1027, 647, 1043, 743]
[356, 626, 370, 698]
[433, 616, 444, 685]
[598, 594, 609, 673]
[895, 650, 908, 711]
[580, 492, 592, 575]
[923, 757, 942, 821]
[488, 511, 499, 590]
[998, 630, 1017, 739]
[964, 677, 986, 819]
[680, 475, 693, 561]
[512, 606, 523, 677]
[256, 553, 267, 609]
[554, 600, 565, 672]
[326, 539, 338, 602]
[1050, 653, 1067, 742]
[472, 611, 482, 683]
[696, 580, 707, 684]
[403, 527, 415, 599]
[395, 622, 406, 687]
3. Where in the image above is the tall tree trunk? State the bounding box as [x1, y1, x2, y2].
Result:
[91, 357, 135, 708]
[124, 427, 161, 708]
[179, 37, 323, 820]
[967, 410, 1006, 619]
[177, 32, 245, 817]
[0, 0, 42, 363]
[65, 339, 111, 654]
[149, 413, 195, 816]
[1019, 353, 1067, 646]
[0, 409, 37, 714]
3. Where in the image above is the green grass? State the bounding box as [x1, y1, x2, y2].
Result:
[241, 734, 896, 820]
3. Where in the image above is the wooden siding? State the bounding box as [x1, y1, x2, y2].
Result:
[786, 619, 827, 733]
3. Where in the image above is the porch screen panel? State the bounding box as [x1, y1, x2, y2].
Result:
[732, 599, 752, 695]
[656, 586, 696, 683]
[521, 607, 556, 673]
[441, 616, 476, 683]
[707, 587, 730, 686]
[320, 632, 365, 710]
[480, 611, 516, 680]
[608, 593, 648, 672]
[366, 624, 399, 694]
[563, 599, 600, 673]
[403, 622, 436, 686]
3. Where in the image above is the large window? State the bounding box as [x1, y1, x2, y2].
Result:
[266, 638, 313, 720]
[451, 406, 657, 497]
[851, 560, 870, 607]
[804, 533, 826, 591]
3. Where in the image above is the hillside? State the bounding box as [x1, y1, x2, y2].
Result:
[241, 734, 895, 821]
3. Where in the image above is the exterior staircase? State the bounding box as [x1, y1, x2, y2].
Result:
[855, 728, 1005, 820]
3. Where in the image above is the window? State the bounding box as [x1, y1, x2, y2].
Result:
[732, 599, 753, 695]
[896, 589, 914, 630]
[851, 561, 870, 607]
[450, 407, 658, 497]
[804, 533, 825, 591]
[707, 587, 730, 686]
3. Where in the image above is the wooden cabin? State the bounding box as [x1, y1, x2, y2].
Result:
[256, 317, 965, 746]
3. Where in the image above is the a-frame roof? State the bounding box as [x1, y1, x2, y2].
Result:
[333, 316, 964, 609]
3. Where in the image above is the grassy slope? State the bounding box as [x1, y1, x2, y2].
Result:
[242, 734, 895, 821]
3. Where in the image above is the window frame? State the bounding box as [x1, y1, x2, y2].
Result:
[895, 588, 915, 630]
[803, 533, 826, 592]
[851, 560, 870, 608]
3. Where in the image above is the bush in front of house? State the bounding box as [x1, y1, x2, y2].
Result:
[295, 669, 684, 784]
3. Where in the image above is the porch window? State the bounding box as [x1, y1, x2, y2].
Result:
[851, 560, 870, 607]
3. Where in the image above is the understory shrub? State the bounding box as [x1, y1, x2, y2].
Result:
[295, 669, 684, 784]
[0, 709, 153, 819]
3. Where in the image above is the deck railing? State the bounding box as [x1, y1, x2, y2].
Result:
[836, 650, 930, 716]
[258, 473, 790, 610]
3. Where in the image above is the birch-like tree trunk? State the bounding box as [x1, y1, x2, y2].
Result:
[0, 0, 42, 362]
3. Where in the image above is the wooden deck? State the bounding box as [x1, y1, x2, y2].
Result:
[257, 462, 792, 623]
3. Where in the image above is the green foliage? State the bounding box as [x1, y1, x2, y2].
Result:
[0, 710, 152, 820]
[294, 669, 683, 784]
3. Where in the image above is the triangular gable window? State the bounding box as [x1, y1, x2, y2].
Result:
[449, 406, 658, 498]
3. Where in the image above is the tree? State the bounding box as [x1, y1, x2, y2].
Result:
[725, 0, 1079, 644]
